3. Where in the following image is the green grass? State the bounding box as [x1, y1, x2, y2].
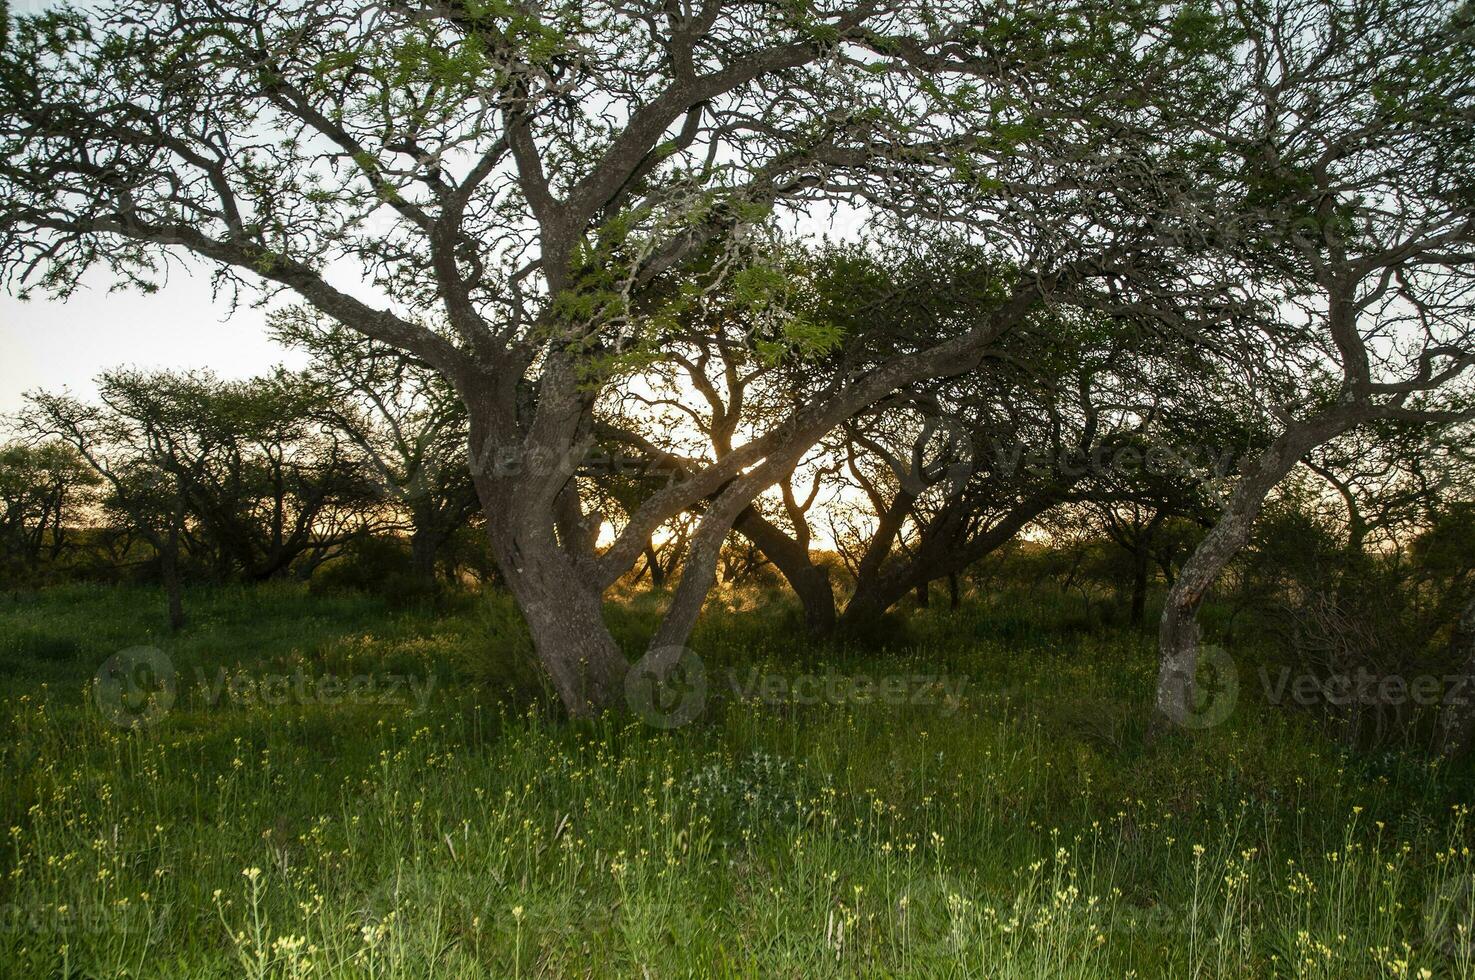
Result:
[0, 584, 1472, 978]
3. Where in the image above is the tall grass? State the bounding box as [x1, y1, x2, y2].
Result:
[0, 585, 1471, 977]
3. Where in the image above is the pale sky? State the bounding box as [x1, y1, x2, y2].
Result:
[0, 269, 305, 420]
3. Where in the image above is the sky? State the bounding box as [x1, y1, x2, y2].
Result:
[0, 267, 308, 419]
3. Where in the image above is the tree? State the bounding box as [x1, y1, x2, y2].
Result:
[600, 243, 1245, 635]
[22, 369, 382, 626]
[1440, 592, 1475, 757]
[1150, 0, 1475, 729]
[0, 439, 100, 582]
[1087, 400, 1257, 627]
[155, 371, 381, 581]
[830, 311, 1142, 632]
[272, 309, 479, 586]
[598, 243, 1012, 636]
[21, 383, 196, 629]
[1415, 496, 1475, 757]
[1, 0, 1251, 713]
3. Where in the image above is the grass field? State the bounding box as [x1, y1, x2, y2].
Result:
[1, 584, 1472, 978]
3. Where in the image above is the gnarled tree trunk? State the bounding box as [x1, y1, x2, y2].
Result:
[733, 507, 836, 636]
[470, 394, 631, 717]
[493, 532, 628, 716]
[1153, 409, 1362, 728]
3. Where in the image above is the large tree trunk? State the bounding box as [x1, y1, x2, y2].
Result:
[733, 507, 836, 636]
[1129, 551, 1149, 628]
[495, 535, 627, 716]
[469, 392, 630, 717]
[409, 525, 438, 586]
[1438, 594, 1475, 759]
[161, 525, 185, 633]
[1152, 410, 1362, 729]
[507, 554, 628, 717]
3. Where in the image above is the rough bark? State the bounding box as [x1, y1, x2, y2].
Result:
[1152, 409, 1363, 728]
[733, 507, 836, 635]
[499, 540, 627, 716]
[469, 401, 630, 716]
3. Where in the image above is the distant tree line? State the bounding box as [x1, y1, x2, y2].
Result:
[3, 320, 488, 625]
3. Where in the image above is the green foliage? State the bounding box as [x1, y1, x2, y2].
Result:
[0, 440, 100, 585]
[309, 536, 423, 604]
[1412, 503, 1475, 584]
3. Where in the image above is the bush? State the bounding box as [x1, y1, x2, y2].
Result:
[309, 535, 432, 606]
